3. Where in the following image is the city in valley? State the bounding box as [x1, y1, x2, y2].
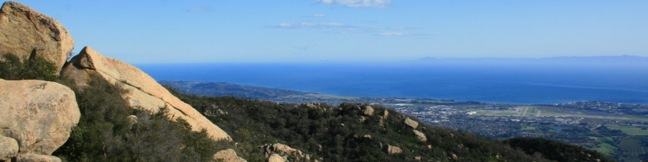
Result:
[383, 99, 648, 162]
[165, 81, 648, 162]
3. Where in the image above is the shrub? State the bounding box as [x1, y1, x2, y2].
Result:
[177, 93, 549, 162]
[505, 137, 613, 162]
[0, 51, 57, 81]
[54, 76, 230, 161]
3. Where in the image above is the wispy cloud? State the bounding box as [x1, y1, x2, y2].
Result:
[378, 31, 406, 37]
[274, 22, 356, 30]
[317, 0, 390, 8]
[273, 21, 428, 38]
[185, 5, 213, 13]
[313, 13, 326, 17]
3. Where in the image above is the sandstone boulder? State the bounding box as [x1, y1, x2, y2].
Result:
[127, 115, 138, 125]
[362, 105, 374, 116]
[0, 79, 79, 160]
[261, 143, 315, 161]
[16, 153, 61, 162]
[404, 117, 419, 129]
[451, 153, 459, 160]
[0, 135, 18, 161]
[213, 149, 247, 162]
[413, 130, 427, 142]
[267, 154, 285, 162]
[382, 109, 389, 118]
[386, 145, 402, 155]
[0, 1, 74, 72]
[378, 110, 389, 127]
[61, 46, 232, 141]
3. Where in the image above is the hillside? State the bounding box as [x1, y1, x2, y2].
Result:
[162, 80, 356, 104]
[161, 81, 309, 100]
[175, 91, 612, 162]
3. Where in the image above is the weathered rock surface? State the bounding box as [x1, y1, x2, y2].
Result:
[0, 135, 18, 161]
[0, 1, 74, 72]
[16, 153, 61, 162]
[267, 154, 285, 162]
[127, 115, 138, 125]
[61, 46, 232, 141]
[413, 130, 427, 142]
[213, 149, 247, 162]
[386, 145, 403, 155]
[404, 117, 419, 129]
[362, 105, 374, 116]
[262, 143, 314, 162]
[382, 109, 389, 118]
[0, 79, 79, 160]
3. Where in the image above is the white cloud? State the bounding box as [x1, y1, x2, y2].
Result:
[318, 0, 390, 7]
[313, 13, 326, 17]
[378, 31, 406, 37]
[274, 22, 353, 30]
[273, 21, 429, 38]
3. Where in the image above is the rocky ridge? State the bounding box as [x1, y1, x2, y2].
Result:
[0, 1, 235, 161]
[61, 46, 232, 141]
[0, 1, 74, 72]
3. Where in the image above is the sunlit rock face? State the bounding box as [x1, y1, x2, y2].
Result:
[0, 79, 80, 162]
[0, 1, 74, 72]
[61, 46, 232, 141]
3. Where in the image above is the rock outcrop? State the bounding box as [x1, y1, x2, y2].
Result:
[404, 117, 419, 129]
[267, 154, 285, 162]
[213, 149, 247, 162]
[261, 143, 314, 162]
[412, 130, 427, 142]
[386, 145, 402, 155]
[16, 153, 61, 162]
[0, 79, 80, 161]
[378, 109, 389, 127]
[0, 135, 18, 161]
[362, 105, 374, 116]
[0, 1, 74, 72]
[61, 46, 232, 141]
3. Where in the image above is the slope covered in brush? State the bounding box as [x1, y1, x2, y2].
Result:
[177, 93, 554, 161]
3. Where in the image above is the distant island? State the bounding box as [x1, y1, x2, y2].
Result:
[418, 55, 648, 62]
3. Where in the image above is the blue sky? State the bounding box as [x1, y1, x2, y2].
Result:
[15, 0, 648, 63]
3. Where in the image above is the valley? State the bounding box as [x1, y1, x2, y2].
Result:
[389, 100, 648, 162]
[165, 81, 648, 162]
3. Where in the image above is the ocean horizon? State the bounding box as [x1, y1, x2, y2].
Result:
[139, 60, 648, 104]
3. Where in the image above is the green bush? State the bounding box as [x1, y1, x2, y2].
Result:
[177, 93, 551, 162]
[505, 137, 613, 162]
[54, 77, 230, 161]
[0, 52, 57, 81]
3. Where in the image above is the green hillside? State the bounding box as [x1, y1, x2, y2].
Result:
[178, 92, 612, 162]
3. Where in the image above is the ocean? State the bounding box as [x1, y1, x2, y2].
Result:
[139, 59, 648, 104]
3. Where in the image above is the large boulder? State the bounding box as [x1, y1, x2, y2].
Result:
[362, 105, 374, 116]
[261, 143, 314, 162]
[404, 117, 419, 129]
[0, 135, 18, 161]
[212, 149, 247, 162]
[16, 153, 61, 162]
[267, 154, 285, 162]
[385, 145, 403, 155]
[61, 46, 232, 141]
[0, 1, 74, 72]
[0, 79, 80, 161]
[412, 130, 427, 142]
